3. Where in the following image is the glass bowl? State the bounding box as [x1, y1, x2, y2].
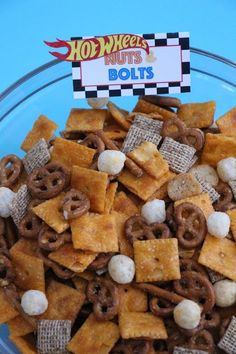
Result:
[0, 48, 235, 353]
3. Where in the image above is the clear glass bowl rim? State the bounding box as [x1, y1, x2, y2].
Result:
[0, 47, 235, 104]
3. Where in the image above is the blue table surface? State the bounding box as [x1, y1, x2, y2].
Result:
[0, 0, 236, 93]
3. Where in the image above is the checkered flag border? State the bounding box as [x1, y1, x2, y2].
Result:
[71, 32, 190, 98]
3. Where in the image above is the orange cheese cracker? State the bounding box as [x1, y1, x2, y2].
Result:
[48, 243, 97, 273]
[133, 98, 176, 120]
[227, 209, 236, 241]
[127, 141, 169, 179]
[8, 315, 34, 337]
[0, 288, 18, 324]
[67, 313, 120, 354]
[41, 280, 85, 322]
[51, 137, 95, 169]
[113, 191, 139, 217]
[134, 238, 180, 282]
[174, 192, 214, 218]
[21, 115, 58, 152]
[33, 193, 69, 234]
[118, 284, 148, 313]
[118, 169, 163, 201]
[119, 312, 167, 339]
[103, 125, 127, 140]
[71, 213, 119, 253]
[9, 238, 38, 258]
[198, 234, 236, 281]
[10, 334, 37, 354]
[65, 108, 107, 132]
[9, 248, 45, 292]
[178, 101, 215, 128]
[201, 133, 236, 167]
[216, 106, 236, 137]
[73, 276, 88, 294]
[71, 166, 108, 213]
[104, 182, 118, 214]
[148, 171, 176, 201]
[107, 102, 131, 131]
[112, 211, 134, 258]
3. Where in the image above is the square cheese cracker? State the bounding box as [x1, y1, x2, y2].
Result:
[127, 141, 169, 179]
[174, 192, 214, 218]
[71, 166, 108, 213]
[48, 243, 97, 273]
[21, 115, 58, 152]
[67, 313, 120, 354]
[41, 280, 85, 323]
[71, 213, 118, 253]
[118, 284, 148, 314]
[119, 311, 167, 340]
[198, 234, 236, 281]
[216, 106, 236, 137]
[134, 239, 180, 282]
[201, 133, 236, 166]
[51, 137, 95, 169]
[65, 108, 107, 132]
[33, 193, 69, 234]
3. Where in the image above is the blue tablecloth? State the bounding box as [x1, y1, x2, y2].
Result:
[0, 0, 235, 93]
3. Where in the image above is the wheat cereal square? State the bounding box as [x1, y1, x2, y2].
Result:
[198, 234, 236, 281]
[67, 313, 120, 354]
[48, 243, 97, 273]
[218, 316, 236, 354]
[119, 312, 167, 339]
[22, 138, 50, 174]
[71, 213, 118, 253]
[71, 166, 108, 213]
[134, 239, 180, 282]
[21, 115, 58, 152]
[33, 193, 69, 234]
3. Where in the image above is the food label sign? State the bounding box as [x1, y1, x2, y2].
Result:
[45, 32, 190, 99]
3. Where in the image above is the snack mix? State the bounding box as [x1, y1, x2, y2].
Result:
[1, 95, 236, 354]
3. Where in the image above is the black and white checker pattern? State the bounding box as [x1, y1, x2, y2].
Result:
[72, 32, 190, 99]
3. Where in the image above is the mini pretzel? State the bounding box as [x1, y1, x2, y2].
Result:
[219, 317, 231, 338]
[173, 271, 215, 313]
[182, 128, 205, 151]
[81, 133, 105, 154]
[18, 211, 43, 239]
[36, 248, 75, 279]
[161, 117, 186, 140]
[188, 329, 214, 353]
[180, 258, 207, 277]
[0, 154, 23, 187]
[62, 189, 90, 220]
[3, 284, 37, 330]
[203, 311, 220, 330]
[38, 226, 71, 251]
[147, 223, 171, 239]
[125, 215, 150, 244]
[214, 182, 234, 211]
[86, 277, 119, 321]
[27, 162, 70, 200]
[111, 339, 152, 354]
[140, 95, 181, 108]
[134, 283, 185, 304]
[166, 203, 177, 232]
[95, 130, 144, 178]
[0, 254, 15, 287]
[150, 296, 175, 317]
[88, 252, 115, 271]
[175, 202, 207, 249]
